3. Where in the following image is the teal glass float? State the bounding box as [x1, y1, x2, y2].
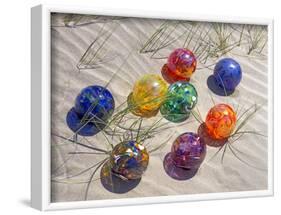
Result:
[160, 81, 198, 123]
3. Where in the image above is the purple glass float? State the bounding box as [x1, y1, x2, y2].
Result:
[164, 132, 206, 180]
[171, 132, 206, 169]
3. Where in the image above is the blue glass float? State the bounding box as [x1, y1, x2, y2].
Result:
[74, 85, 115, 124]
[160, 81, 198, 123]
[213, 58, 242, 91]
[66, 107, 106, 136]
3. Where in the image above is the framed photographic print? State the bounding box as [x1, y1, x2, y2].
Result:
[31, 4, 274, 211]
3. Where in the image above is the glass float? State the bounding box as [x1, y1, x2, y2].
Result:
[110, 141, 149, 180]
[74, 85, 115, 123]
[160, 81, 198, 123]
[161, 48, 197, 84]
[128, 74, 168, 118]
[213, 58, 242, 91]
[205, 103, 237, 140]
[171, 132, 206, 169]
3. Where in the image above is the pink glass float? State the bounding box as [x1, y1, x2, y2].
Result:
[161, 48, 197, 84]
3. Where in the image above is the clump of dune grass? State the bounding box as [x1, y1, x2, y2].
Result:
[51, 49, 182, 200]
[76, 22, 120, 71]
[51, 109, 175, 200]
[51, 13, 124, 28]
[208, 23, 237, 57]
[51, 16, 268, 200]
[244, 25, 267, 55]
[51, 87, 195, 200]
[138, 21, 249, 70]
[190, 78, 267, 169]
[214, 103, 266, 167]
[139, 20, 267, 71]
[191, 100, 267, 170]
[139, 20, 194, 59]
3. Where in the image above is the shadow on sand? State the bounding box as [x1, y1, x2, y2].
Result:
[197, 123, 228, 148]
[207, 75, 234, 97]
[100, 161, 141, 194]
[163, 153, 199, 180]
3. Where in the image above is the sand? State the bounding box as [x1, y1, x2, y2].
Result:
[50, 14, 268, 202]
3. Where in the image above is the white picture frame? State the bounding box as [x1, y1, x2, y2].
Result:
[31, 4, 274, 211]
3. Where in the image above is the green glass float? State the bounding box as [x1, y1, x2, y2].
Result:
[160, 81, 198, 123]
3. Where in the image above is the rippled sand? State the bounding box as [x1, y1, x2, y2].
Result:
[50, 13, 268, 202]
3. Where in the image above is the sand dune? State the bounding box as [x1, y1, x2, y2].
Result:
[50, 14, 268, 202]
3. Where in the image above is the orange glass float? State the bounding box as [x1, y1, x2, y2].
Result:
[205, 104, 237, 140]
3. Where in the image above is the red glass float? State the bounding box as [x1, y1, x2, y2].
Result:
[161, 48, 197, 84]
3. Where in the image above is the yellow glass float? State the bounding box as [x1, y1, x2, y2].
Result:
[127, 74, 168, 118]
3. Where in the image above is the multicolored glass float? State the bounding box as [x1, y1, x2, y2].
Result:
[171, 132, 206, 169]
[205, 103, 237, 140]
[128, 74, 168, 118]
[66, 107, 106, 136]
[110, 141, 149, 180]
[160, 81, 198, 123]
[213, 58, 242, 91]
[161, 48, 197, 84]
